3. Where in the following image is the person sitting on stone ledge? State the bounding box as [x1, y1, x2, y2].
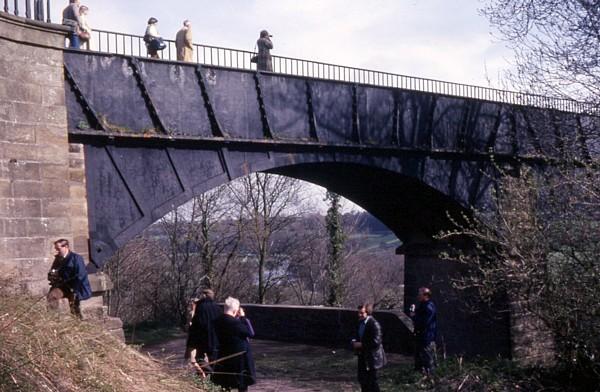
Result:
[47, 238, 92, 319]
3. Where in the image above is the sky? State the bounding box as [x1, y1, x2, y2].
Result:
[51, 0, 514, 213]
[52, 0, 513, 87]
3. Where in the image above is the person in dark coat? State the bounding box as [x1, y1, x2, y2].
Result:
[212, 296, 256, 391]
[256, 29, 273, 72]
[46, 238, 92, 319]
[186, 288, 222, 374]
[410, 287, 437, 375]
[352, 303, 386, 392]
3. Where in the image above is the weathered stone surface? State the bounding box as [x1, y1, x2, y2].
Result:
[0, 80, 43, 104]
[0, 124, 36, 143]
[4, 199, 42, 218]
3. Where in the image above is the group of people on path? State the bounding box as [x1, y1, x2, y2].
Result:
[352, 288, 437, 392]
[186, 290, 256, 391]
[43, 234, 437, 392]
[185, 287, 437, 392]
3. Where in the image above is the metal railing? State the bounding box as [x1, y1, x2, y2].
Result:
[3, 0, 50, 22]
[87, 29, 594, 114]
[2, 1, 594, 114]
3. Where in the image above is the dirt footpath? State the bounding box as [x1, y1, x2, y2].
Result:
[143, 336, 409, 392]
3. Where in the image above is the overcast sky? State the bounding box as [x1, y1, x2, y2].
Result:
[53, 0, 513, 88]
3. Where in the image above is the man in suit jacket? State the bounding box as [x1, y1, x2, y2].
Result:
[352, 303, 386, 392]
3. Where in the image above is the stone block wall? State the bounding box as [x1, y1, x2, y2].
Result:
[0, 14, 74, 294]
[0, 12, 122, 340]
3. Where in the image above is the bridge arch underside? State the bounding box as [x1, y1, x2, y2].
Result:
[85, 143, 489, 269]
[85, 144, 514, 357]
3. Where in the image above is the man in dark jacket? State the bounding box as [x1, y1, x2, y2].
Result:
[410, 287, 437, 375]
[352, 303, 386, 392]
[47, 238, 92, 318]
[187, 288, 222, 373]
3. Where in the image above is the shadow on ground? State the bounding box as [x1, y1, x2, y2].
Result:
[143, 335, 412, 392]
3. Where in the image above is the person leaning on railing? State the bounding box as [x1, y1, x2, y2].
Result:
[62, 0, 82, 48]
[78, 5, 92, 50]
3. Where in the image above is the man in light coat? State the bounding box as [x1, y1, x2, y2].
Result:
[176, 20, 194, 62]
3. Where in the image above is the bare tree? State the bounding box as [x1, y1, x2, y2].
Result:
[104, 236, 165, 324]
[440, 162, 600, 384]
[229, 173, 305, 304]
[284, 214, 329, 305]
[481, 0, 600, 104]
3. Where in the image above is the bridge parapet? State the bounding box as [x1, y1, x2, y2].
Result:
[65, 51, 596, 164]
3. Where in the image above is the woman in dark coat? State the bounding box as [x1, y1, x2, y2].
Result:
[212, 297, 256, 391]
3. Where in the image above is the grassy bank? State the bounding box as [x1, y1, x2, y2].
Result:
[0, 292, 204, 392]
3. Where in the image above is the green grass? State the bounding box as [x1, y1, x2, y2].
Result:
[123, 321, 184, 346]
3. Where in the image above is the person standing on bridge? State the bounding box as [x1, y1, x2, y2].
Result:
[46, 239, 92, 319]
[352, 303, 386, 392]
[78, 5, 92, 50]
[175, 20, 194, 62]
[256, 30, 273, 72]
[144, 17, 164, 59]
[62, 0, 82, 48]
[409, 287, 437, 376]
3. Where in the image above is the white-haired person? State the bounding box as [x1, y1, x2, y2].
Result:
[212, 297, 256, 391]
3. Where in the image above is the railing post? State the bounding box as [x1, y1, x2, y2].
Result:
[34, 0, 44, 21]
[46, 0, 50, 22]
[25, 0, 31, 19]
[13, 0, 18, 16]
[4, 0, 8, 13]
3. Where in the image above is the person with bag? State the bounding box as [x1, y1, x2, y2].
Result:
[78, 5, 92, 49]
[62, 0, 82, 48]
[144, 17, 165, 59]
[255, 29, 273, 71]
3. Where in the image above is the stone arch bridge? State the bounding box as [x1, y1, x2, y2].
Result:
[1, 10, 597, 360]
